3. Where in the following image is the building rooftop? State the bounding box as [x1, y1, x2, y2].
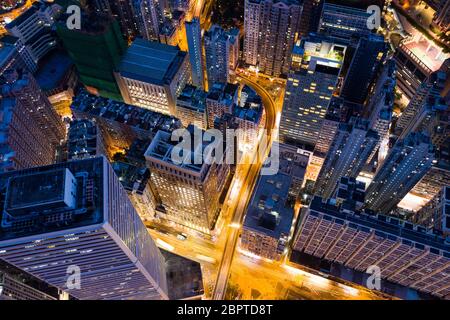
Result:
[67, 119, 100, 160]
[0, 157, 106, 242]
[112, 161, 150, 195]
[234, 85, 263, 123]
[71, 88, 181, 134]
[35, 50, 73, 92]
[206, 82, 239, 106]
[243, 171, 294, 239]
[118, 39, 187, 86]
[243, 142, 306, 239]
[309, 196, 450, 254]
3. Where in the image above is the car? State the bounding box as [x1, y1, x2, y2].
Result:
[177, 233, 188, 241]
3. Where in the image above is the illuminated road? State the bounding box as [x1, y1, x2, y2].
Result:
[212, 71, 278, 300]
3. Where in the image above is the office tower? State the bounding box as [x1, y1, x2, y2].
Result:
[414, 186, 450, 236]
[313, 117, 379, 199]
[133, 0, 164, 41]
[0, 69, 65, 171]
[394, 35, 448, 100]
[0, 157, 170, 300]
[71, 88, 181, 156]
[318, 0, 375, 42]
[56, 13, 127, 101]
[365, 132, 435, 214]
[333, 176, 366, 210]
[204, 25, 231, 88]
[364, 58, 395, 165]
[243, 0, 301, 77]
[112, 161, 157, 222]
[233, 85, 266, 152]
[396, 70, 447, 141]
[185, 18, 205, 89]
[115, 39, 190, 115]
[176, 84, 208, 129]
[67, 119, 106, 160]
[241, 142, 308, 261]
[340, 34, 387, 104]
[206, 82, 239, 129]
[293, 196, 450, 299]
[144, 125, 231, 234]
[6, 2, 61, 67]
[0, 35, 36, 74]
[279, 36, 346, 148]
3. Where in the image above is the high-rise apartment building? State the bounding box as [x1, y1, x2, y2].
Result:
[279, 36, 346, 148]
[6, 2, 61, 68]
[243, 0, 302, 77]
[204, 25, 232, 89]
[56, 13, 127, 101]
[394, 35, 448, 100]
[0, 35, 36, 74]
[313, 117, 379, 199]
[293, 196, 450, 299]
[340, 34, 387, 104]
[107, 0, 140, 38]
[115, 39, 190, 115]
[0, 69, 65, 171]
[185, 18, 205, 89]
[365, 132, 435, 214]
[0, 157, 169, 300]
[133, 0, 165, 41]
[144, 125, 231, 234]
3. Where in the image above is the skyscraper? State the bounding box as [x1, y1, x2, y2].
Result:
[340, 34, 387, 104]
[293, 196, 450, 299]
[144, 126, 231, 234]
[0, 157, 169, 300]
[365, 132, 435, 214]
[133, 0, 165, 41]
[364, 58, 395, 165]
[318, 0, 374, 42]
[313, 117, 379, 199]
[279, 35, 346, 148]
[56, 13, 127, 101]
[243, 0, 302, 77]
[115, 39, 190, 115]
[185, 18, 205, 89]
[0, 69, 65, 171]
[67, 119, 106, 161]
[241, 142, 307, 261]
[204, 25, 231, 89]
[396, 70, 447, 141]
